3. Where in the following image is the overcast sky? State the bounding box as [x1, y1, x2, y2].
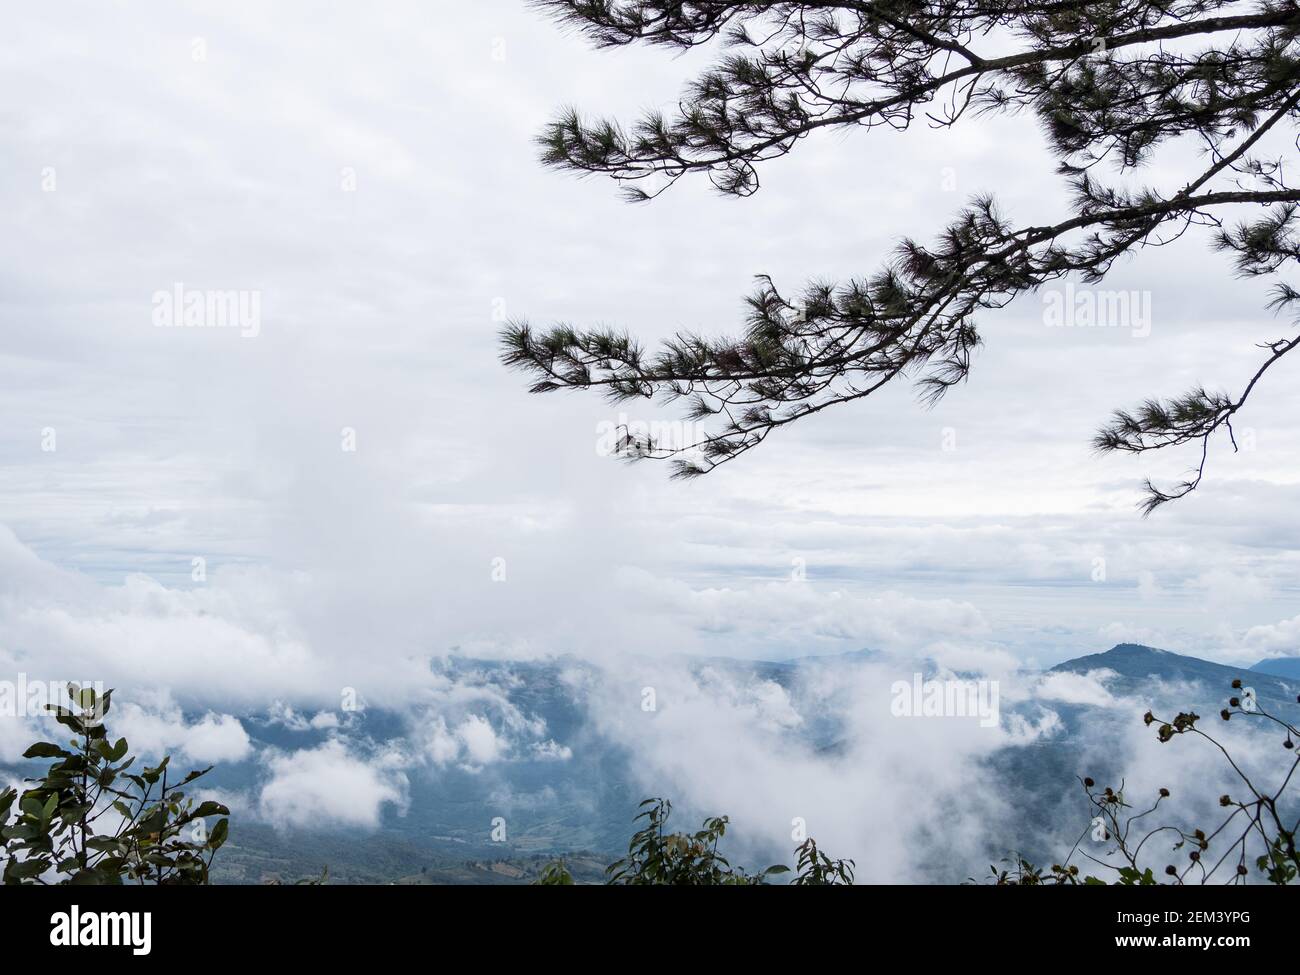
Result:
[2, 0, 1299, 730]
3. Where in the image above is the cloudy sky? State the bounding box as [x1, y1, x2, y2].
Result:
[1, 0, 1298, 738]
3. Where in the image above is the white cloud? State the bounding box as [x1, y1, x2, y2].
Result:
[571, 653, 1030, 881]
[0, 0, 1292, 694]
[1137, 570, 1161, 600]
[113, 703, 252, 764]
[1241, 614, 1300, 655]
[530, 739, 572, 761]
[420, 716, 461, 767]
[263, 702, 344, 733]
[177, 713, 254, 764]
[1189, 568, 1270, 607]
[1035, 670, 1118, 708]
[455, 714, 508, 767]
[616, 568, 989, 656]
[0, 713, 41, 764]
[258, 740, 406, 830]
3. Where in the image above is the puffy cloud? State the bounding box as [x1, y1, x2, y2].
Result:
[175, 713, 253, 764]
[412, 706, 546, 770]
[455, 714, 508, 766]
[530, 739, 572, 761]
[1241, 614, 1300, 656]
[420, 716, 461, 767]
[258, 740, 407, 830]
[0, 712, 41, 764]
[112, 703, 252, 764]
[263, 702, 345, 732]
[570, 653, 1027, 882]
[1035, 670, 1118, 708]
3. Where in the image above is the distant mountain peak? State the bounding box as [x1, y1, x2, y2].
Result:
[1047, 643, 1167, 673]
[1101, 643, 1170, 656]
[1049, 643, 1300, 707]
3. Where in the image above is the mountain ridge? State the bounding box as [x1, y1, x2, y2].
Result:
[1052, 642, 1296, 702]
[1252, 657, 1300, 680]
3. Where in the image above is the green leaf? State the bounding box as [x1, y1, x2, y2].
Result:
[19, 795, 44, 819]
[93, 737, 130, 762]
[135, 806, 167, 835]
[191, 801, 230, 819]
[69, 868, 110, 885]
[3, 856, 49, 882]
[2, 822, 38, 842]
[142, 755, 171, 785]
[22, 742, 68, 760]
[208, 817, 229, 850]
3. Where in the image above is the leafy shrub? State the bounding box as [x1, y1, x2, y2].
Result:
[980, 680, 1299, 885]
[0, 685, 230, 884]
[791, 837, 855, 885]
[604, 798, 784, 885]
[539, 797, 853, 885]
